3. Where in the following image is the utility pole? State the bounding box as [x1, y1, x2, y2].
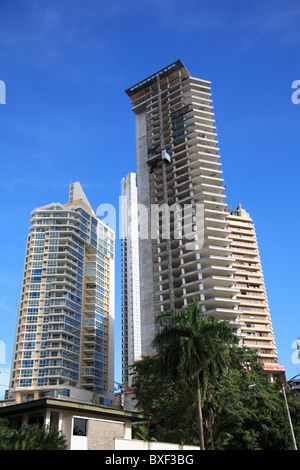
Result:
[282, 374, 300, 450]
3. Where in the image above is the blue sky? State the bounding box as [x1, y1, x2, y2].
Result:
[0, 0, 299, 398]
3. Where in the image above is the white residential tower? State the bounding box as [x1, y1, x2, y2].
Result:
[121, 173, 142, 386]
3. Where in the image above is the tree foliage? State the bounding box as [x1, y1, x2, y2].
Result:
[151, 299, 239, 449]
[130, 300, 300, 450]
[0, 419, 68, 450]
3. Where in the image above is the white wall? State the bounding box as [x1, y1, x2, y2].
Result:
[71, 434, 88, 450]
[115, 439, 200, 451]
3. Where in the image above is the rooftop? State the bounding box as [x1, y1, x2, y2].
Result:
[0, 397, 151, 422]
[125, 59, 188, 97]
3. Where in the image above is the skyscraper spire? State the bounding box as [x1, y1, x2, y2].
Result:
[69, 182, 94, 213]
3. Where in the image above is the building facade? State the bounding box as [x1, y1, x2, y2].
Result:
[0, 397, 149, 450]
[125, 60, 242, 356]
[121, 173, 142, 386]
[0, 397, 200, 451]
[227, 204, 285, 380]
[125, 60, 285, 382]
[8, 183, 115, 405]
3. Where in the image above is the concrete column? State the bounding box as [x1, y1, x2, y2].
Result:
[45, 409, 51, 427]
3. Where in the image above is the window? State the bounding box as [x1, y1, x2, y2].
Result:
[28, 415, 44, 427]
[73, 418, 87, 436]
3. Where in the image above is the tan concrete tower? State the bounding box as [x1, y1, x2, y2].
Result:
[227, 204, 285, 382]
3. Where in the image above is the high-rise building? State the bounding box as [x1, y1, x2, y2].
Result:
[8, 183, 115, 405]
[125, 60, 285, 383]
[121, 173, 142, 387]
[227, 204, 285, 380]
[125, 60, 242, 357]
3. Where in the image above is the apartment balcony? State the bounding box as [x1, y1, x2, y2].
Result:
[197, 245, 233, 259]
[204, 226, 231, 239]
[201, 275, 237, 288]
[81, 343, 108, 356]
[197, 293, 239, 309]
[235, 285, 265, 294]
[172, 177, 224, 198]
[187, 132, 219, 151]
[56, 255, 78, 267]
[154, 294, 174, 306]
[83, 294, 97, 305]
[197, 306, 240, 321]
[191, 130, 219, 150]
[153, 273, 170, 286]
[238, 299, 268, 308]
[173, 156, 222, 178]
[174, 185, 226, 204]
[243, 323, 271, 332]
[229, 226, 254, 236]
[233, 264, 261, 275]
[199, 236, 232, 250]
[81, 367, 97, 377]
[178, 249, 235, 269]
[244, 339, 274, 349]
[256, 351, 279, 360]
[230, 239, 256, 249]
[54, 270, 78, 280]
[174, 152, 221, 172]
[229, 235, 256, 245]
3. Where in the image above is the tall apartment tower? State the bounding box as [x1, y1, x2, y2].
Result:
[121, 173, 142, 386]
[8, 183, 115, 405]
[125, 60, 242, 356]
[227, 204, 285, 380]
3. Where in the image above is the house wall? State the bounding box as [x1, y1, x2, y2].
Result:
[115, 439, 200, 451]
[88, 419, 124, 450]
[64, 412, 132, 450]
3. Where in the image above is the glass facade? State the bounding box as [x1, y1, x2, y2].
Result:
[9, 184, 115, 405]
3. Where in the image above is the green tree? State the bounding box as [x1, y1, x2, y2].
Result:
[287, 390, 300, 447]
[151, 298, 238, 450]
[130, 302, 300, 450]
[0, 419, 68, 450]
[131, 347, 300, 449]
[130, 353, 197, 444]
[92, 386, 101, 406]
[0, 419, 16, 450]
[207, 347, 297, 450]
[133, 424, 157, 441]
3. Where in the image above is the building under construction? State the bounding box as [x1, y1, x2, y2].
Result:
[125, 60, 285, 383]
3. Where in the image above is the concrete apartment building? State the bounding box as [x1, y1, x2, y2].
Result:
[125, 60, 242, 357]
[7, 182, 115, 405]
[120, 172, 142, 386]
[124, 60, 284, 382]
[227, 204, 285, 379]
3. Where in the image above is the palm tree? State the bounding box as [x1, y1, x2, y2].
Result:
[152, 298, 238, 450]
[0, 419, 68, 450]
[133, 424, 157, 442]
